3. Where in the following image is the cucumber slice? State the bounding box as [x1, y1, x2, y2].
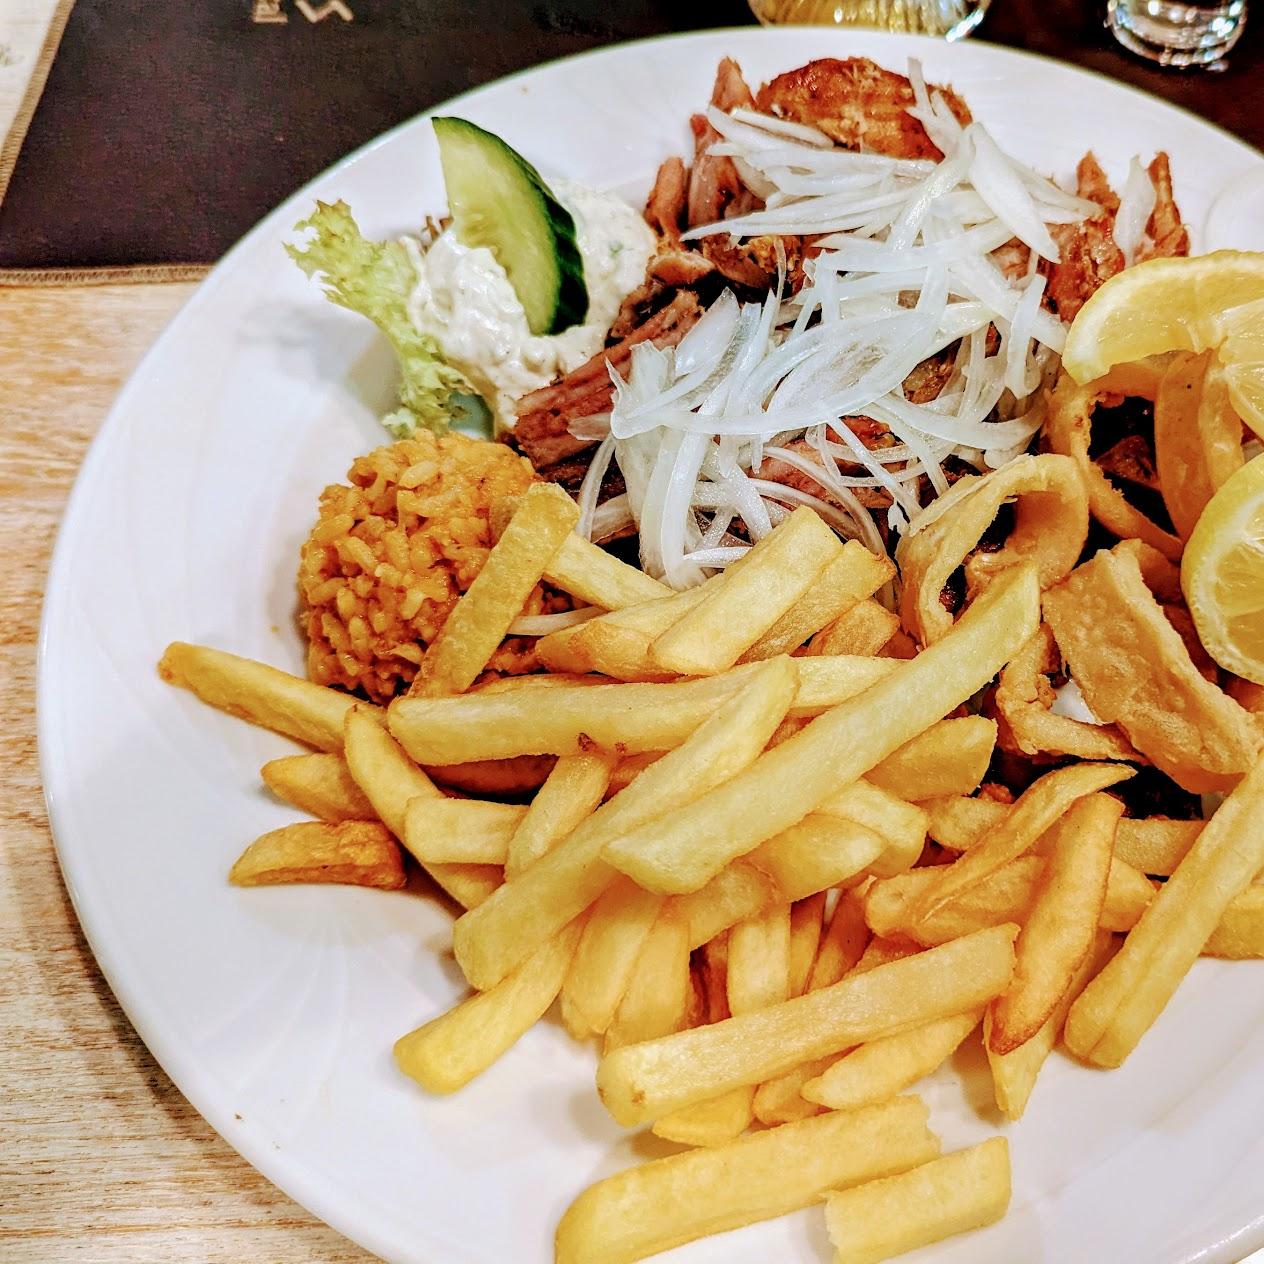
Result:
[433, 116, 588, 337]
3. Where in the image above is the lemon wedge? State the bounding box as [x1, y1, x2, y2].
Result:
[1182, 454, 1264, 685]
[1062, 252, 1264, 427]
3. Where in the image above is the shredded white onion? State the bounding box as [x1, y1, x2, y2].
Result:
[507, 608, 600, 636]
[1114, 157, 1158, 265]
[593, 58, 1100, 589]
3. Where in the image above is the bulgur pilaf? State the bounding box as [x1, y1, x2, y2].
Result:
[299, 432, 565, 702]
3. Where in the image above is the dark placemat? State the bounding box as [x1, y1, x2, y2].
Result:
[0, 0, 1259, 278]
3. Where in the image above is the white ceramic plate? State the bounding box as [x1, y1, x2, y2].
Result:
[39, 28, 1264, 1264]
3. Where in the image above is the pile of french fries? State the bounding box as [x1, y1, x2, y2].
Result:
[160, 467, 1264, 1264]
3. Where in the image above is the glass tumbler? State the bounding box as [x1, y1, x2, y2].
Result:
[1106, 0, 1247, 66]
[748, 0, 991, 39]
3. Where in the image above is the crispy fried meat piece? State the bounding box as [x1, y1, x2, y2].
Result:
[754, 58, 971, 160]
[1137, 153, 1190, 261]
[1047, 154, 1126, 322]
[513, 291, 701, 469]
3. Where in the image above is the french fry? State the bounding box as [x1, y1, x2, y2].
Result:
[802, 1008, 982, 1111]
[538, 588, 705, 680]
[228, 820, 405, 888]
[728, 904, 792, 1015]
[545, 532, 674, 609]
[985, 931, 1113, 1121]
[505, 752, 615, 878]
[605, 906, 692, 1052]
[699, 934, 731, 1024]
[452, 659, 798, 990]
[865, 715, 996, 800]
[1203, 885, 1264, 958]
[749, 817, 888, 903]
[851, 935, 922, 974]
[925, 793, 1205, 878]
[555, 1098, 940, 1264]
[394, 919, 582, 1093]
[675, 861, 779, 950]
[1065, 755, 1264, 1067]
[601, 566, 1042, 895]
[596, 924, 1018, 1127]
[988, 793, 1120, 1053]
[651, 1085, 755, 1148]
[753, 895, 875, 1126]
[823, 1137, 1011, 1264]
[390, 655, 900, 765]
[402, 798, 526, 864]
[159, 642, 370, 752]
[808, 598, 901, 658]
[562, 878, 664, 1036]
[650, 507, 843, 675]
[818, 782, 928, 879]
[410, 483, 579, 696]
[343, 706, 500, 910]
[741, 543, 895, 661]
[260, 752, 374, 821]
[789, 894, 829, 997]
[902, 763, 1132, 924]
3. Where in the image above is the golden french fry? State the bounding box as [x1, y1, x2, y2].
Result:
[790, 656, 901, 714]
[556, 1098, 940, 1264]
[452, 659, 798, 990]
[925, 793, 1205, 878]
[229, 820, 405, 889]
[749, 817, 888, 903]
[896, 453, 1089, 646]
[342, 706, 500, 910]
[605, 906, 692, 1053]
[675, 861, 779, 951]
[994, 625, 1138, 762]
[1203, 885, 1264, 958]
[410, 483, 578, 696]
[865, 715, 996, 801]
[505, 752, 614, 878]
[596, 924, 1018, 1127]
[545, 531, 674, 609]
[851, 935, 922, 974]
[818, 782, 928, 878]
[742, 543, 895, 662]
[402, 797, 526, 864]
[789, 894, 829, 997]
[394, 919, 581, 1094]
[562, 877, 664, 1036]
[903, 763, 1132, 924]
[159, 642, 371, 752]
[1045, 369, 1182, 560]
[985, 930, 1113, 1121]
[601, 566, 1042, 895]
[651, 507, 842, 675]
[425, 755, 556, 797]
[988, 794, 1119, 1053]
[808, 598, 901, 658]
[651, 1085, 755, 1148]
[824, 1137, 1011, 1264]
[1044, 543, 1261, 793]
[803, 1009, 981, 1111]
[1154, 351, 1246, 543]
[1065, 755, 1264, 1066]
[728, 904, 792, 1016]
[260, 752, 374, 821]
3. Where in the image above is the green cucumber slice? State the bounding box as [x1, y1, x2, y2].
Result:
[432, 116, 589, 337]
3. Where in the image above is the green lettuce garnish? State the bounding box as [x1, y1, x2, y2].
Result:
[286, 200, 470, 437]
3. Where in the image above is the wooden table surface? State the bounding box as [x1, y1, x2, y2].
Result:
[0, 282, 374, 1263]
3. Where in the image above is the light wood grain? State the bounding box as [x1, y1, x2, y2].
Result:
[0, 283, 375, 1263]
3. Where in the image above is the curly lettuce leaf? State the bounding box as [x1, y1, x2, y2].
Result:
[287, 200, 470, 436]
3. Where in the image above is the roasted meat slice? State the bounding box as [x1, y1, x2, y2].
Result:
[1138, 153, 1190, 261]
[754, 57, 972, 160]
[1047, 154, 1126, 322]
[513, 292, 701, 469]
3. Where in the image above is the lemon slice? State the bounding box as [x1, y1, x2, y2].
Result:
[1217, 294, 1264, 435]
[1062, 251, 1264, 389]
[1181, 453, 1264, 685]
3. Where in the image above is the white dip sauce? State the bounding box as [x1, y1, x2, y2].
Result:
[406, 179, 656, 428]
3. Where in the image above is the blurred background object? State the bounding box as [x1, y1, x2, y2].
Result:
[749, 0, 989, 38]
[1106, 0, 1246, 66]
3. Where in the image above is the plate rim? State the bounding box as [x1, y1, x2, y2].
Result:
[35, 26, 1264, 1264]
